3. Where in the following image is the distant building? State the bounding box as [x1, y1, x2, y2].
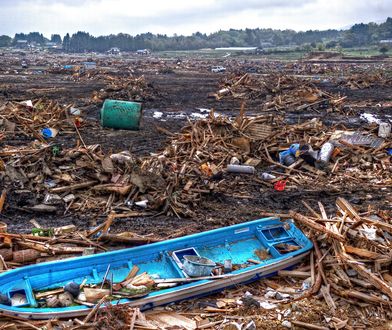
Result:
[107, 47, 120, 55]
[136, 49, 151, 55]
[215, 47, 257, 54]
[45, 41, 60, 48]
[15, 40, 28, 49]
[259, 42, 273, 49]
[380, 39, 392, 44]
[82, 62, 97, 70]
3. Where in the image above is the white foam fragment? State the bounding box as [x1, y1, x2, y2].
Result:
[191, 112, 208, 119]
[153, 111, 163, 119]
[360, 113, 381, 124]
[164, 113, 186, 119]
[260, 301, 278, 309]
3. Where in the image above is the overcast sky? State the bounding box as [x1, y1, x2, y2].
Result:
[0, 0, 390, 37]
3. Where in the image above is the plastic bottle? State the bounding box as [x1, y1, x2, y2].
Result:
[41, 128, 58, 138]
[261, 172, 276, 180]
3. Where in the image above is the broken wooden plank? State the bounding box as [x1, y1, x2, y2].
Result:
[344, 245, 382, 260]
[50, 180, 97, 193]
[291, 320, 328, 330]
[35, 288, 64, 299]
[336, 197, 361, 220]
[340, 253, 392, 300]
[0, 190, 6, 214]
[320, 284, 336, 311]
[154, 274, 234, 284]
[277, 270, 311, 278]
[99, 233, 159, 245]
[290, 211, 345, 242]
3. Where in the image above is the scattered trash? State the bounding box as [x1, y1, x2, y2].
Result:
[11, 293, 27, 306]
[183, 255, 216, 277]
[378, 122, 391, 138]
[20, 100, 33, 107]
[260, 301, 278, 310]
[43, 193, 63, 205]
[230, 156, 240, 165]
[261, 172, 276, 180]
[274, 180, 287, 191]
[64, 282, 80, 298]
[69, 107, 81, 116]
[299, 144, 319, 166]
[338, 132, 384, 148]
[360, 112, 381, 124]
[134, 200, 148, 208]
[41, 127, 58, 138]
[0, 52, 391, 329]
[226, 164, 255, 174]
[153, 111, 163, 119]
[316, 142, 334, 169]
[279, 144, 300, 166]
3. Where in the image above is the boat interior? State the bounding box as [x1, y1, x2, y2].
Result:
[0, 219, 310, 310]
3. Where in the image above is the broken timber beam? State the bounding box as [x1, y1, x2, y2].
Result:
[337, 198, 392, 234]
[291, 321, 328, 330]
[50, 180, 97, 193]
[340, 253, 392, 300]
[289, 211, 345, 242]
[344, 245, 383, 260]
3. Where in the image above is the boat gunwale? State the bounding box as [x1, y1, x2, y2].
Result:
[0, 251, 310, 319]
[0, 217, 313, 318]
[0, 217, 282, 277]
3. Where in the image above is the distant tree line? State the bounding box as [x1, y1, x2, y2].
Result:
[0, 18, 391, 52]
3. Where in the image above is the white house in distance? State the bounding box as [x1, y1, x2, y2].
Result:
[215, 47, 258, 54]
[82, 62, 97, 70]
[136, 49, 151, 55]
[107, 47, 120, 55]
[15, 40, 28, 49]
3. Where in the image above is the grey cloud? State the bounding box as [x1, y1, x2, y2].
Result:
[108, 0, 314, 34]
[0, 0, 391, 37]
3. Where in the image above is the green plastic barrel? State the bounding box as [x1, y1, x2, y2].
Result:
[100, 99, 142, 130]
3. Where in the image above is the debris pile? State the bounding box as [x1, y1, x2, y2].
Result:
[0, 99, 75, 141]
[0, 200, 390, 329]
[0, 49, 391, 329]
[0, 219, 156, 268]
[1, 112, 390, 218]
[91, 75, 155, 103]
[338, 72, 392, 90]
[285, 198, 392, 328]
[47, 64, 80, 75]
[135, 113, 390, 216]
[214, 73, 346, 111]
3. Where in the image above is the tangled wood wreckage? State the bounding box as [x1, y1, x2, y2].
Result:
[0, 51, 391, 329]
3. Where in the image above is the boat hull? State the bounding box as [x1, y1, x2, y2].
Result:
[0, 217, 313, 319]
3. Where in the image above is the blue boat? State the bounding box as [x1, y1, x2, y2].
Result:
[0, 217, 312, 319]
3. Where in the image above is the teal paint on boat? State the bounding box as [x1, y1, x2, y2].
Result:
[100, 99, 142, 130]
[0, 217, 312, 319]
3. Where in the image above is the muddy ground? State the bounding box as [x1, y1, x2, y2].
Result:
[0, 55, 391, 235]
